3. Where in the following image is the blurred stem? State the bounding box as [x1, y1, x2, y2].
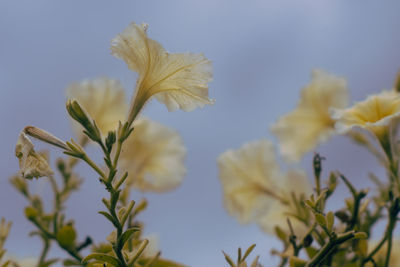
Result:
[38, 237, 50, 267]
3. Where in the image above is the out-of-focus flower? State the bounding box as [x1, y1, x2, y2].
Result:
[118, 118, 186, 192]
[66, 77, 128, 140]
[111, 22, 213, 124]
[15, 132, 53, 179]
[3, 255, 36, 267]
[332, 90, 400, 142]
[257, 169, 312, 235]
[365, 240, 400, 267]
[217, 139, 285, 224]
[271, 70, 348, 162]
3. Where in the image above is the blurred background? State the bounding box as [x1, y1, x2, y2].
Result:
[1, 0, 400, 266]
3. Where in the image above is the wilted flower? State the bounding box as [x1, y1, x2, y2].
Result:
[111, 22, 213, 124]
[271, 70, 348, 162]
[257, 169, 311, 235]
[66, 77, 128, 140]
[118, 118, 186, 192]
[333, 90, 400, 142]
[217, 139, 285, 224]
[15, 132, 53, 179]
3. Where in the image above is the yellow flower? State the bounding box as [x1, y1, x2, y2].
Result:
[66, 77, 128, 140]
[257, 169, 312, 235]
[271, 70, 348, 162]
[15, 132, 53, 179]
[118, 117, 186, 192]
[111, 22, 213, 124]
[332, 90, 400, 141]
[217, 139, 285, 224]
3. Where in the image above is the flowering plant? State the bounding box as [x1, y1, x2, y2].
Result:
[4, 22, 212, 267]
[219, 71, 400, 267]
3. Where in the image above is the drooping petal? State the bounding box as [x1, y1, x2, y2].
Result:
[111, 22, 213, 123]
[118, 117, 186, 192]
[271, 69, 348, 162]
[66, 77, 128, 140]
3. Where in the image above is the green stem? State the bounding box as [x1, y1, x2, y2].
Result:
[37, 237, 50, 267]
[306, 231, 356, 267]
[113, 141, 123, 168]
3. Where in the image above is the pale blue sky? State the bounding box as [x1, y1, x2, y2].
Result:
[1, 1, 400, 266]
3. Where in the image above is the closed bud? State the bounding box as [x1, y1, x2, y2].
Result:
[24, 206, 38, 220]
[57, 225, 77, 248]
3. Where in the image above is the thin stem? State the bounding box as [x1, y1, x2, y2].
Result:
[113, 141, 123, 168]
[38, 237, 50, 267]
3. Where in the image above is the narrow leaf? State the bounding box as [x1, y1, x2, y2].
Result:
[82, 253, 121, 266]
[315, 213, 326, 227]
[120, 227, 141, 246]
[326, 211, 334, 231]
[98, 211, 119, 228]
[242, 244, 256, 262]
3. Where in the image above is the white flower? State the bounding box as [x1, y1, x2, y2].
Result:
[118, 117, 186, 192]
[257, 169, 312, 235]
[218, 139, 313, 235]
[111, 22, 213, 124]
[66, 77, 128, 140]
[15, 132, 53, 179]
[271, 70, 349, 162]
[217, 139, 283, 224]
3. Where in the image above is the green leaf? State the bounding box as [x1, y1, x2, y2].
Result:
[354, 232, 368, 239]
[315, 213, 326, 228]
[305, 247, 318, 259]
[274, 226, 288, 243]
[242, 244, 256, 262]
[326, 211, 334, 231]
[120, 227, 141, 246]
[250, 256, 260, 267]
[98, 211, 119, 228]
[222, 251, 235, 267]
[82, 253, 121, 266]
[289, 256, 307, 267]
[63, 259, 81, 266]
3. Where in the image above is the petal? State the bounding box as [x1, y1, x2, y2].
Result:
[111, 22, 213, 119]
[119, 117, 186, 192]
[217, 139, 283, 224]
[66, 77, 128, 139]
[271, 69, 348, 162]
